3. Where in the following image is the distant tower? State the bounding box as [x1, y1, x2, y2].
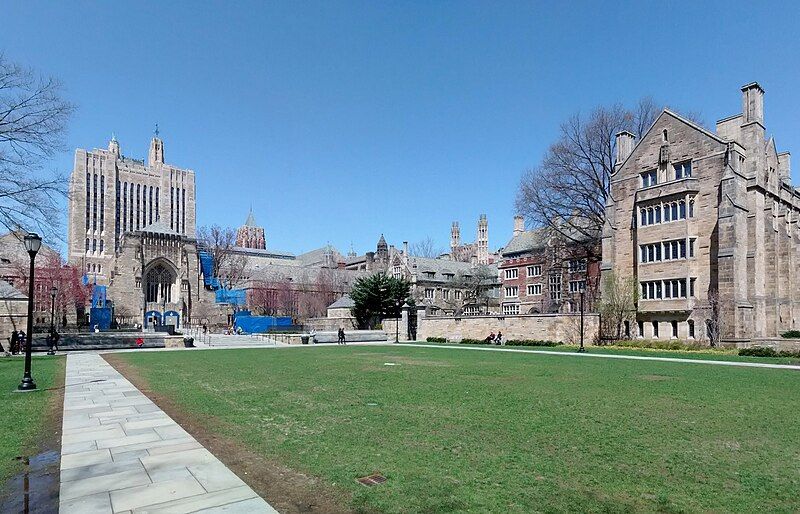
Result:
[108, 134, 120, 156]
[148, 125, 164, 167]
[450, 222, 461, 253]
[376, 234, 389, 262]
[236, 208, 266, 250]
[476, 214, 488, 264]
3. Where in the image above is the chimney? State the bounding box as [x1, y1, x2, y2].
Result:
[403, 241, 409, 266]
[513, 215, 524, 236]
[741, 82, 765, 125]
[615, 131, 636, 165]
[778, 152, 791, 185]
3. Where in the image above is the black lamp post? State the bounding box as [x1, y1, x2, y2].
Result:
[47, 285, 57, 355]
[18, 232, 42, 391]
[577, 285, 586, 353]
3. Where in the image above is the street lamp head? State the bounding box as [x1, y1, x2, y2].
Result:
[23, 232, 42, 256]
[51, 285, 58, 299]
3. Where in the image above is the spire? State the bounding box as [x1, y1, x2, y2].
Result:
[245, 207, 257, 227]
[154, 123, 160, 137]
[148, 126, 164, 166]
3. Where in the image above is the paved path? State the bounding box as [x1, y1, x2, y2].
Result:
[398, 343, 800, 371]
[59, 353, 277, 513]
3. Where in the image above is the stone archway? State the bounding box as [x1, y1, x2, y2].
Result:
[144, 259, 178, 305]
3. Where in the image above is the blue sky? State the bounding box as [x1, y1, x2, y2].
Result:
[4, 0, 800, 254]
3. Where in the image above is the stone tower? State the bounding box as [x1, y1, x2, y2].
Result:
[235, 209, 266, 250]
[148, 132, 164, 167]
[476, 214, 488, 264]
[376, 234, 389, 263]
[450, 222, 461, 254]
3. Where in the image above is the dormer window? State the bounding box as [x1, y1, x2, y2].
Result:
[674, 161, 692, 180]
[641, 169, 657, 188]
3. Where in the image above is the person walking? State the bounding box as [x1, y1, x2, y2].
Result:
[17, 331, 26, 355]
[337, 328, 345, 345]
[10, 330, 19, 355]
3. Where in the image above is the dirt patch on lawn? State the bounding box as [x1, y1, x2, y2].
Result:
[0, 357, 66, 514]
[103, 354, 352, 514]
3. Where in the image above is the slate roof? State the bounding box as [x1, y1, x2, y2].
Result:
[138, 220, 181, 236]
[409, 256, 498, 284]
[0, 280, 26, 300]
[328, 295, 354, 309]
[501, 228, 549, 256]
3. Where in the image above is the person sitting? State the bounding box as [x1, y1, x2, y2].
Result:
[485, 332, 496, 343]
[495, 331, 503, 345]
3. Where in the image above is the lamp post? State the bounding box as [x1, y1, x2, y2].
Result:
[578, 285, 586, 353]
[48, 286, 57, 355]
[395, 300, 401, 343]
[18, 232, 42, 391]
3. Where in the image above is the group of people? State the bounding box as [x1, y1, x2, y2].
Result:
[485, 331, 504, 345]
[337, 328, 347, 345]
[2, 328, 61, 356]
[3, 330, 27, 355]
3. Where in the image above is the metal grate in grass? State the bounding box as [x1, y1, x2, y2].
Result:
[357, 473, 387, 486]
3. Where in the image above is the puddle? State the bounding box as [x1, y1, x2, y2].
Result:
[0, 449, 60, 513]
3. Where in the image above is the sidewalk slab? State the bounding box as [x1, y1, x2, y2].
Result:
[58, 352, 277, 513]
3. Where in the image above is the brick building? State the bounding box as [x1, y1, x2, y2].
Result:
[602, 82, 800, 342]
[499, 216, 600, 316]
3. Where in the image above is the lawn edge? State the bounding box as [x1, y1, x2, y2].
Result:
[102, 352, 354, 514]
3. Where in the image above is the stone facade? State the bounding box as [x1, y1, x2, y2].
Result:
[499, 216, 600, 316]
[602, 82, 800, 342]
[66, 134, 208, 328]
[67, 133, 196, 286]
[0, 280, 28, 338]
[235, 209, 266, 250]
[450, 214, 499, 264]
[416, 312, 599, 344]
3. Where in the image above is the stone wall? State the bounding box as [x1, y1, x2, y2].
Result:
[417, 313, 599, 344]
[305, 316, 357, 331]
[0, 297, 28, 342]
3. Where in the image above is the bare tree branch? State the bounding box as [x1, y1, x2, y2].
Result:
[0, 54, 74, 238]
[409, 236, 445, 259]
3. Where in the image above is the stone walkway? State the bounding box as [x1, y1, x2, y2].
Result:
[59, 353, 277, 513]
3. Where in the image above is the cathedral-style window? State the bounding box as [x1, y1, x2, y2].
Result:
[155, 187, 159, 221]
[145, 264, 175, 304]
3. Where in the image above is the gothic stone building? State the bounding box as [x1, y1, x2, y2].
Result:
[499, 216, 600, 316]
[67, 134, 210, 328]
[602, 82, 800, 342]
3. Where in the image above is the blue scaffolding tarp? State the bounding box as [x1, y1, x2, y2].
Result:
[215, 288, 246, 306]
[233, 312, 293, 334]
[198, 249, 221, 289]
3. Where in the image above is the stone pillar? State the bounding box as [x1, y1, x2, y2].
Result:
[717, 144, 750, 342]
[401, 303, 410, 341]
[416, 305, 427, 341]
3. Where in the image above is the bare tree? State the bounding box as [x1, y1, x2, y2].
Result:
[196, 225, 247, 288]
[597, 272, 638, 341]
[446, 265, 498, 314]
[694, 290, 721, 347]
[515, 99, 703, 256]
[409, 237, 445, 259]
[0, 54, 74, 237]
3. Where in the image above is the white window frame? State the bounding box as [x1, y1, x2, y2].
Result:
[504, 268, 519, 280]
[527, 284, 542, 296]
[504, 286, 519, 298]
[527, 265, 542, 277]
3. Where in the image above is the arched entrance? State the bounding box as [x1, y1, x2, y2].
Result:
[143, 259, 179, 329]
[145, 262, 176, 304]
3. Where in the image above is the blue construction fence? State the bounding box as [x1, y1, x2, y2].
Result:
[233, 311, 293, 334]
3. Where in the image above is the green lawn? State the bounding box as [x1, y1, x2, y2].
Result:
[409, 341, 800, 365]
[0, 356, 64, 483]
[115, 346, 800, 513]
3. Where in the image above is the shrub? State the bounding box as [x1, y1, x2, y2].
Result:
[426, 337, 447, 343]
[738, 346, 800, 358]
[781, 330, 800, 339]
[505, 340, 561, 347]
[738, 346, 777, 357]
[460, 338, 490, 345]
[611, 339, 712, 352]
